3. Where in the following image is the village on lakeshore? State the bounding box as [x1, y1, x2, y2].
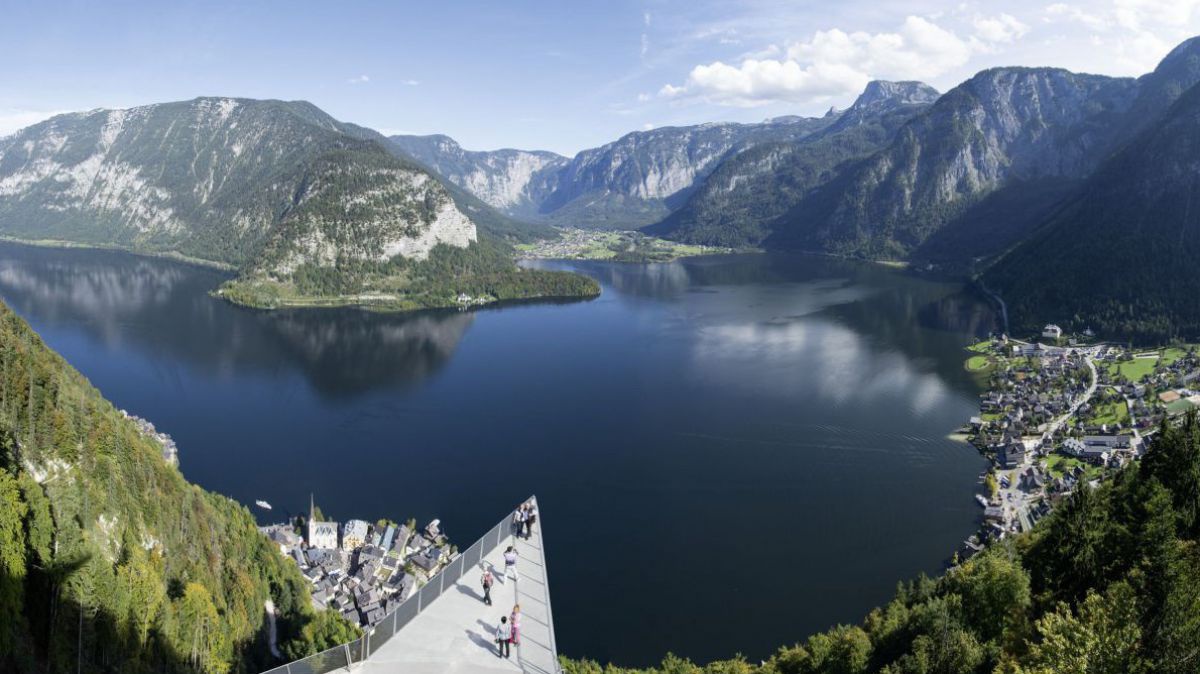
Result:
[957, 323, 1200, 563]
[515, 227, 732, 262]
[258, 498, 454, 630]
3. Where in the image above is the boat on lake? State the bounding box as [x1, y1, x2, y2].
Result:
[255, 500, 272, 510]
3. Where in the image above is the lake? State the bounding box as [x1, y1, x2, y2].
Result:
[0, 242, 994, 666]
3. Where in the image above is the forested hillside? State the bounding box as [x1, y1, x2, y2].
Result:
[565, 415, 1200, 674]
[0, 300, 357, 673]
[985, 77, 1200, 343]
[221, 237, 600, 311]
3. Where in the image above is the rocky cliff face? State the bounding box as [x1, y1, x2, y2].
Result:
[391, 115, 833, 229]
[847, 80, 941, 113]
[250, 151, 476, 278]
[649, 81, 939, 247]
[985, 74, 1200, 342]
[0, 97, 476, 274]
[388, 134, 568, 217]
[775, 68, 1139, 257]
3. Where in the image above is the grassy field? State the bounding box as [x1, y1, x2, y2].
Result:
[1161, 347, 1191, 366]
[1044, 453, 1103, 481]
[1166, 398, 1196, 416]
[1088, 400, 1130, 426]
[967, 340, 992, 354]
[966, 355, 992, 372]
[1107, 356, 1159, 382]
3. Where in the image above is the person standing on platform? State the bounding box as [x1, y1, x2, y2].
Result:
[495, 616, 512, 658]
[511, 604, 522, 646]
[503, 545, 519, 581]
[481, 567, 494, 605]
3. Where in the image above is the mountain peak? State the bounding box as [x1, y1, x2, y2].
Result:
[1156, 35, 1200, 73]
[850, 80, 939, 110]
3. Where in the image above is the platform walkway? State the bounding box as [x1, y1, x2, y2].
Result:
[359, 503, 558, 674]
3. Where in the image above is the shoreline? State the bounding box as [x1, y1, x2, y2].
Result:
[0, 235, 238, 272]
[214, 285, 602, 314]
[0, 235, 602, 314]
[514, 227, 747, 263]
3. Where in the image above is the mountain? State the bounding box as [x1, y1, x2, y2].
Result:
[390, 114, 835, 229]
[0, 299, 356, 673]
[0, 97, 476, 267]
[768, 67, 1139, 259]
[0, 98, 594, 310]
[984, 75, 1200, 343]
[700, 39, 1200, 265]
[647, 81, 939, 247]
[388, 134, 568, 219]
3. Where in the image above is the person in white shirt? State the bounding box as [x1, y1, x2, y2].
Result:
[495, 616, 512, 658]
[503, 546, 519, 581]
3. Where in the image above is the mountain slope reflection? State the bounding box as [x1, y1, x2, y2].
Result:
[0, 244, 474, 396]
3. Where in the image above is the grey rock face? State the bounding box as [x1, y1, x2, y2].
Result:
[0, 97, 474, 270]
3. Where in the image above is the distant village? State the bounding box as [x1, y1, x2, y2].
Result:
[258, 501, 454, 629]
[958, 324, 1200, 563]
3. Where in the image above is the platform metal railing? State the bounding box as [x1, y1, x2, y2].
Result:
[260, 498, 533, 674]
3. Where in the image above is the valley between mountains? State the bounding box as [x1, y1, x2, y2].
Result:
[4, 37, 1200, 339]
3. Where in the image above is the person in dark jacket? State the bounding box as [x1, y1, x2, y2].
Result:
[524, 502, 538, 539]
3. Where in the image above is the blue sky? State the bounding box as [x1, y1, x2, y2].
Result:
[3, 0, 1199, 155]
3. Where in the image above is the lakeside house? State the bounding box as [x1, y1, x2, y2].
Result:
[342, 519, 370, 551]
[1042, 324, 1063, 340]
[261, 524, 302, 554]
[380, 525, 396, 551]
[1000, 441, 1026, 469]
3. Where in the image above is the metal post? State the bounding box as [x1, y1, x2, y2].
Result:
[342, 643, 352, 672]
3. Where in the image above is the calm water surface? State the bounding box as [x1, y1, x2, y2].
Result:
[0, 243, 994, 665]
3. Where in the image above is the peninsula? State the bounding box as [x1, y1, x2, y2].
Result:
[0, 98, 599, 314]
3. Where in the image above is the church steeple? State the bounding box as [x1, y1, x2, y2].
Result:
[306, 493, 315, 545]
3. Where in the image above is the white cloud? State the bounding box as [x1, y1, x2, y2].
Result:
[694, 25, 741, 45]
[973, 13, 1030, 43]
[661, 16, 972, 107]
[1043, 3, 1111, 30]
[400, 79, 420, 86]
[0, 109, 70, 137]
[347, 74, 370, 84]
[642, 123, 654, 130]
[1042, 0, 1200, 73]
[641, 11, 651, 58]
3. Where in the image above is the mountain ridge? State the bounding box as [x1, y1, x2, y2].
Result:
[0, 96, 595, 311]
